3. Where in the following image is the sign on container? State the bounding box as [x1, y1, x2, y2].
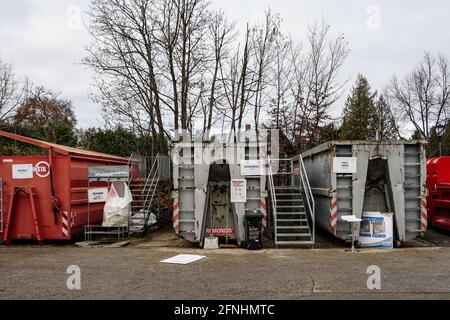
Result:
[333, 157, 357, 174]
[88, 187, 109, 203]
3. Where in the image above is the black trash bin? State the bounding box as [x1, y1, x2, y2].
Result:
[244, 212, 263, 250]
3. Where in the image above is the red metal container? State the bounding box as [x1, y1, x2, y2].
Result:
[427, 157, 450, 232]
[0, 131, 131, 243]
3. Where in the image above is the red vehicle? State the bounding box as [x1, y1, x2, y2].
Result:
[0, 130, 131, 244]
[427, 157, 450, 232]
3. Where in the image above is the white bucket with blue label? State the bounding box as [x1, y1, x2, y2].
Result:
[359, 212, 394, 249]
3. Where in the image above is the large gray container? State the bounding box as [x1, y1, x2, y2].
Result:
[171, 139, 267, 246]
[302, 141, 427, 243]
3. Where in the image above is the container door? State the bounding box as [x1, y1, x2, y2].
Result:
[204, 163, 237, 243]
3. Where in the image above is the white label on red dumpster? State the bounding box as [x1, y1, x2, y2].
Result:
[333, 157, 357, 174]
[88, 187, 109, 203]
[12, 164, 33, 179]
[205, 227, 235, 235]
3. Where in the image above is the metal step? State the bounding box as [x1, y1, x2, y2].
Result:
[277, 233, 311, 237]
[277, 205, 304, 209]
[275, 241, 314, 245]
[276, 226, 310, 230]
[277, 212, 306, 216]
[277, 219, 308, 222]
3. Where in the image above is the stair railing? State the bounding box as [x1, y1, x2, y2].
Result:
[292, 154, 315, 244]
[127, 153, 138, 179]
[141, 154, 160, 225]
[267, 157, 278, 242]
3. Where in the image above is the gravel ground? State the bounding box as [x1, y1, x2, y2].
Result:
[1, 242, 450, 300]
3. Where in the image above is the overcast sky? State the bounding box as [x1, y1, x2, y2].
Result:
[1, 0, 450, 132]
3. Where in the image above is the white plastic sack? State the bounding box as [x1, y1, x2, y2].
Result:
[102, 181, 133, 227]
[148, 213, 157, 226]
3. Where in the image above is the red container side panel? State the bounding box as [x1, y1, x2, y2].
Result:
[0, 154, 130, 241]
[427, 157, 450, 232]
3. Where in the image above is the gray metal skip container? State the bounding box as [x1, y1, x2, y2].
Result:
[171, 138, 267, 247]
[302, 140, 427, 243]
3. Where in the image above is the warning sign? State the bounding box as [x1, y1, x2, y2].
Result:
[230, 179, 246, 203]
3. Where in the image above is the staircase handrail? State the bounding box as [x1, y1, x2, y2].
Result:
[267, 156, 278, 242]
[297, 155, 315, 244]
[142, 154, 160, 223]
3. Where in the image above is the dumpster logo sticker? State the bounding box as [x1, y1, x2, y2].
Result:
[33, 161, 50, 178]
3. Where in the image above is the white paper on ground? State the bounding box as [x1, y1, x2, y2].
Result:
[160, 254, 206, 265]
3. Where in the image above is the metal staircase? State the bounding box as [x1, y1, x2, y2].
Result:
[128, 155, 161, 235]
[268, 156, 315, 246]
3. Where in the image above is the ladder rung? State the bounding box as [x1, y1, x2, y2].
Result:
[277, 219, 308, 222]
[405, 174, 421, 177]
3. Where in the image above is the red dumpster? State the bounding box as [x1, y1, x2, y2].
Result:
[427, 157, 450, 232]
[0, 130, 132, 244]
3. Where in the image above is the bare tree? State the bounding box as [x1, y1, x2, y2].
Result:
[387, 52, 450, 140]
[219, 25, 255, 141]
[270, 35, 292, 129]
[0, 58, 24, 124]
[290, 21, 349, 151]
[250, 10, 281, 132]
[84, 0, 169, 152]
[84, 0, 212, 150]
[85, 2, 349, 148]
[202, 10, 236, 139]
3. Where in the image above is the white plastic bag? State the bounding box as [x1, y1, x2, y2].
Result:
[102, 181, 133, 227]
